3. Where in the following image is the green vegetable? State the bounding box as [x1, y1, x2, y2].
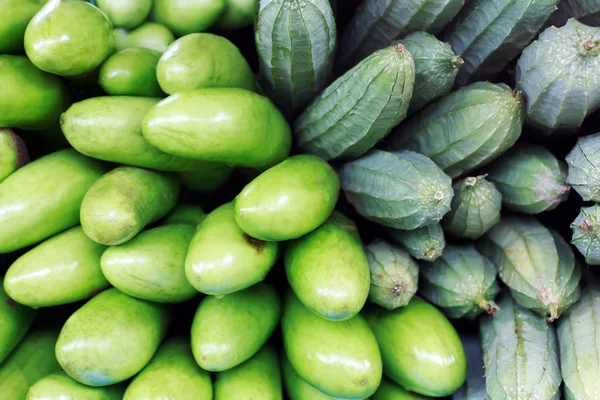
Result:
[478, 217, 582, 321]
[294, 44, 415, 160]
[387, 224, 445, 262]
[191, 283, 280, 372]
[564, 0, 600, 25]
[487, 146, 570, 214]
[56, 288, 170, 386]
[516, 18, 600, 133]
[178, 163, 233, 193]
[443, 175, 502, 239]
[142, 88, 292, 170]
[215, 0, 259, 30]
[0, 0, 45, 54]
[571, 204, 600, 265]
[452, 334, 488, 400]
[162, 203, 206, 226]
[447, 0, 559, 85]
[364, 299, 466, 397]
[96, 0, 152, 29]
[365, 239, 419, 310]
[567, 132, 600, 202]
[340, 150, 453, 230]
[99, 49, 163, 97]
[151, 0, 226, 36]
[285, 211, 370, 321]
[282, 291, 382, 399]
[115, 22, 175, 53]
[0, 285, 35, 364]
[0, 129, 28, 183]
[420, 245, 500, 320]
[281, 353, 338, 400]
[235, 155, 340, 241]
[387, 82, 525, 178]
[373, 379, 431, 400]
[80, 167, 180, 246]
[186, 202, 279, 296]
[256, 0, 336, 118]
[157, 33, 256, 95]
[480, 292, 561, 400]
[123, 337, 213, 400]
[214, 345, 282, 400]
[24, 0, 115, 76]
[28, 372, 124, 400]
[0, 149, 108, 254]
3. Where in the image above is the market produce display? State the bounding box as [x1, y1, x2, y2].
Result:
[2, 0, 600, 399]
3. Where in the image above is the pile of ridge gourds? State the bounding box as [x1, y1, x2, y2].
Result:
[3, 0, 600, 399]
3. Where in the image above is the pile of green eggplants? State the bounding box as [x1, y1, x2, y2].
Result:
[1, 0, 600, 399]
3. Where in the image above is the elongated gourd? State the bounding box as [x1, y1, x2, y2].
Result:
[567, 132, 600, 201]
[387, 224, 445, 262]
[571, 204, 600, 265]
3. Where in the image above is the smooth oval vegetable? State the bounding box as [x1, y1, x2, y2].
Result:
[235, 155, 340, 241]
[162, 203, 206, 226]
[364, 299, 467, 397]
[0, 0, 45, 54]
[96, 0, 152, 29]
[186, 202, 279, 296]
[56, 288, 170, 386]
[215, 0, 259, 30]
[27, 372, 124, 400]
[387, 224, 445, 262]
[0, 129, 29, 183]
[282, 291, 382, 399]
[285, 211, 370, 321]
[115, 22, 175, 53]
[123, 337, 213, 400]
[567, 132, 600, 202]
[151, 0, 226, 36]
[0, 55, 70, 130]
[5, 226, 109, 309]
[80, 167, 180, 245]
[571, 204, 600, 265]
[157, 33, 255, 95]
[142, 88, 292, 170]
[178, 163, 234, 193]
[0, 285, 36, 364]
[24, 0, 115, 76]
[99, 48, 163, 97]
[102, 224, 198, 303]
[0, 149, 108, 254]
[214, 345, 282, 400]
[191, 283, 281, 372]
[373, 379, 431, 400]
[281, 353, 338, 400]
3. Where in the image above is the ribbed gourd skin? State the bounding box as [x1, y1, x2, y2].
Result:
[571, 204, 600, 265]
[565, 0, 600, 26]
[294, 44, 415, 161]
[339, 149, 453, 230]
[255, 0, 336, 119]
[446, 0, 559, 85]
[480, 293, 562, 400]
[516, 19, 600, 134]
[567, 132, 600, 202]
[487, 146, 570, 214]
[337, 0, 465, 71]
[477, 217, 582, 322]
[452, 334, 489, 400]
[420, 245, 500, 320]
[387, 223, 446, 262]
[386, 81, 525, 178]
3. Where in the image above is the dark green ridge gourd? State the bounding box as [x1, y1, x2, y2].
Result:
[178, 164, 234, 193]
[56, 288, 170, 386]
[28, 371, 124, 400]
[0, 55, 70, 130]
[557, 277, 600, 399]
[387, 224, 445, 262]
[364, 299, 466, 397]
[0, 0, 45, 53]
[99, 48, 163, 97]
[5, 226, 109, 309]
[442, 175, 502, 240]
[282, 291, 382, 399]
[0, 285, 35, 364]
[446, 0, 559, 86]
[214, 345, 282, 400]
[567, 133, 600, 202]
[480, 292, 561, 400]
[452, 334, 489, 400]
[162, 203, 206, 226]
[191, 283, 280, 372]
[186, 202, 279, 296]
[477, 217, 582, 322]
[96, 0, 152, 29]
[60, 96, 215, 172]
[487, 146, 570, 214]
[235, 155, 340, 241]
[516, 19, 600, 133]
[386, 82, 525, 179]
[294, 44, 415, 161]
[142, 88, 292, 170]
[101, 224, 198, 303]
[123, 337, 213, 400]
[0, 129, 29, 183]
[398, 32, 464, 115]
[365, 239, 419, 311]
[255, 0, 336, 118]
[281, 352, 340, 400]
[565, 0, 600, 25]
[80, 167, 180, 246]
[115, 22, 175, 53]
[420, 245, 501, 320]
[571, 204, 600, 265]
[285, 211, 370, 321]
[337, 0, 465, 71]
[0, 149, 108, 254]
[214, 0, 259, 30]
[339, 150, 453, 230]
[0, 329, 61, 399]
[373, 379, 431, 400]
